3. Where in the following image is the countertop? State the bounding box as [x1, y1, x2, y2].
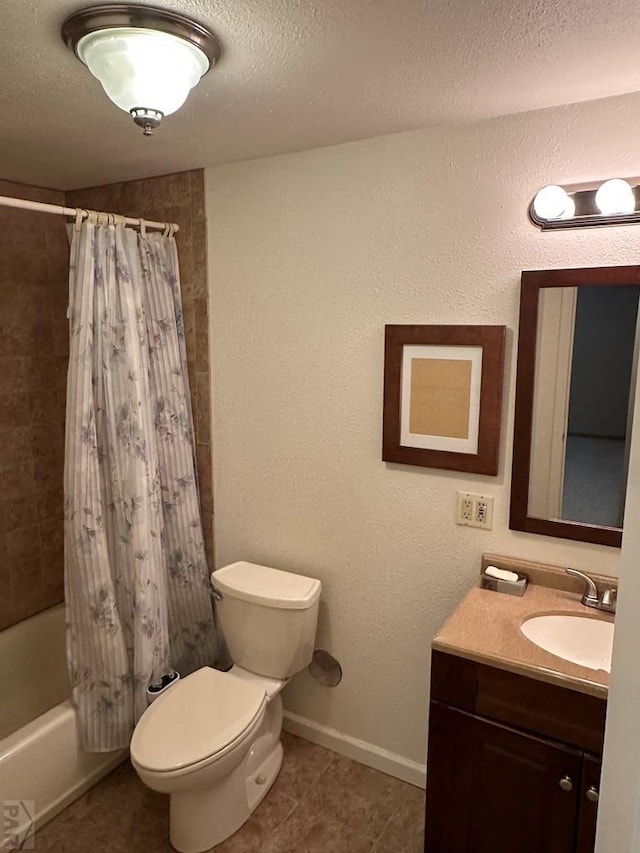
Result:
[432, 555, 615, 699]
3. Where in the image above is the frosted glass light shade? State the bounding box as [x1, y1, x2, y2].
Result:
[77, 28, 209, 117]
[560, 196, 575, 219]
[595, 179, 636, 215]
[532, 185, 573, 221]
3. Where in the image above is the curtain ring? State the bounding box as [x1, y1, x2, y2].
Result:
[162, 223, 170, 239]
[139, 217, 147, 237]
[74, 209, 84, 231]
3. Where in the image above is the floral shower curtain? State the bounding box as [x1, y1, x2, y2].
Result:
[64, 214, 226, 751]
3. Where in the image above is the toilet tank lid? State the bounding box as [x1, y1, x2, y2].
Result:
[212, 561, 321, 610]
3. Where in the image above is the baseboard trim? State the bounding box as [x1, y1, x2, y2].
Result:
[283, 711, 426, 789]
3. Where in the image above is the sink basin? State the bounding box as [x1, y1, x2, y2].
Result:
[520, 615, 614, 673]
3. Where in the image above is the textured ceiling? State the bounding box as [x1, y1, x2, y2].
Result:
[2, 0, 640, 190]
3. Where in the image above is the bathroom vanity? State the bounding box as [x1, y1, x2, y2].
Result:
[424, 555, 611, 853]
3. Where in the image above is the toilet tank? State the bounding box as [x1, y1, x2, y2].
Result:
[212, 562, 321, 679]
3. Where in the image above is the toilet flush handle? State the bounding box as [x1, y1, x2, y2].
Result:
[211, 584, 224, 602]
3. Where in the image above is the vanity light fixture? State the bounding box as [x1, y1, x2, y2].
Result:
[530, 178, 640, 230]
[61, 4, 220, 136]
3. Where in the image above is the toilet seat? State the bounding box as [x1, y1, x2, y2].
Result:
[130, 667, 267, 774]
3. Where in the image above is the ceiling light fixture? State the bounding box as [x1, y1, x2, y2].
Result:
[62, 4, 220, 137]
[530, 178, 640, 230]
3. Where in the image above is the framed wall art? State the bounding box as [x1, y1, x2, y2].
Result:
[382, 325, 506, 475]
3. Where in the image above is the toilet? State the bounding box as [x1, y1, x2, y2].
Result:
[130, 561, 322, 853]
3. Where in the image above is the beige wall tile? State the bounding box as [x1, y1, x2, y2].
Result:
[1, 457, 36, 497]
[3, 496, 32, 533]
[0, 183, 66, 630]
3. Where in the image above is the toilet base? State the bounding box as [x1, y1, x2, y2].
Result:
[169, 696, 284, 853]
[246, 739, 283, 815]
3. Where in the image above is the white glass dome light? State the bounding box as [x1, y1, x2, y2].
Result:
[62, 5, 220, 136]
[595, 178, 636, 216]
[77, 29, 209, 119]
[532, 185, 574, 221]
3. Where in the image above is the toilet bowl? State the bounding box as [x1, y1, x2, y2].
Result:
[131, 665, 286, 852]
[130, 561, 322, 853]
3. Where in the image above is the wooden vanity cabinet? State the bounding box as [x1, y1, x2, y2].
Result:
[424, 651, 605, 853]
[576, 755, 602, 853]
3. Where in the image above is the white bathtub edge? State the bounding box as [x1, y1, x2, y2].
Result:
[0, 700, 128, 850]
[35, 747, 128, 830]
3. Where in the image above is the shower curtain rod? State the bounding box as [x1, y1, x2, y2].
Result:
[0, 194, 179, 233]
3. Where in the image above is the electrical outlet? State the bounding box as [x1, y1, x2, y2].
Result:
[461, 493, 473, 521]
[456, 492, 474, 525]
[473, 495, 494, 530]
[456, 492, 494, 530]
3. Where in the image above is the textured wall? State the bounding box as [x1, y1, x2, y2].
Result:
[205, 92, 640, 768]
[67, 171, 214, 566]
[0, 180, 68, 631]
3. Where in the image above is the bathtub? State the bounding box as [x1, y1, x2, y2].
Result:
[0, 605, 126, 849]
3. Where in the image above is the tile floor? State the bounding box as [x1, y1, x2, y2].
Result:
[34, 733, 425, 852]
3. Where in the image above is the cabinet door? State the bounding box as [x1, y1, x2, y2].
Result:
[425, 701, 476, 852]
[425, 702, 583, 853]
[575, 754, 601, 853]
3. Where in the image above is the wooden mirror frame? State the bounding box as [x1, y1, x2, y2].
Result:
[510, 264, 640, 548]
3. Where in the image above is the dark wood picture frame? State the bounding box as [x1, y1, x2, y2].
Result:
[510, 265, 640, 548]
[382, 325, 506, 475]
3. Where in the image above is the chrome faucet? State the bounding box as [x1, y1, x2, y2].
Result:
[566, 568, 617, 614]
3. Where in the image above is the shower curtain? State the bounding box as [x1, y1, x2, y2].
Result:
[64, 214, 226, 751]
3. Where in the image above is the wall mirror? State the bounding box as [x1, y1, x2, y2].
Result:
[510, 265, 640, 547]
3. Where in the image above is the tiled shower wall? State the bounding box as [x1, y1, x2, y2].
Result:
[0, 180, 69, 631]
[0, 170, 213, 633]
[67, 171, 214, 567]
